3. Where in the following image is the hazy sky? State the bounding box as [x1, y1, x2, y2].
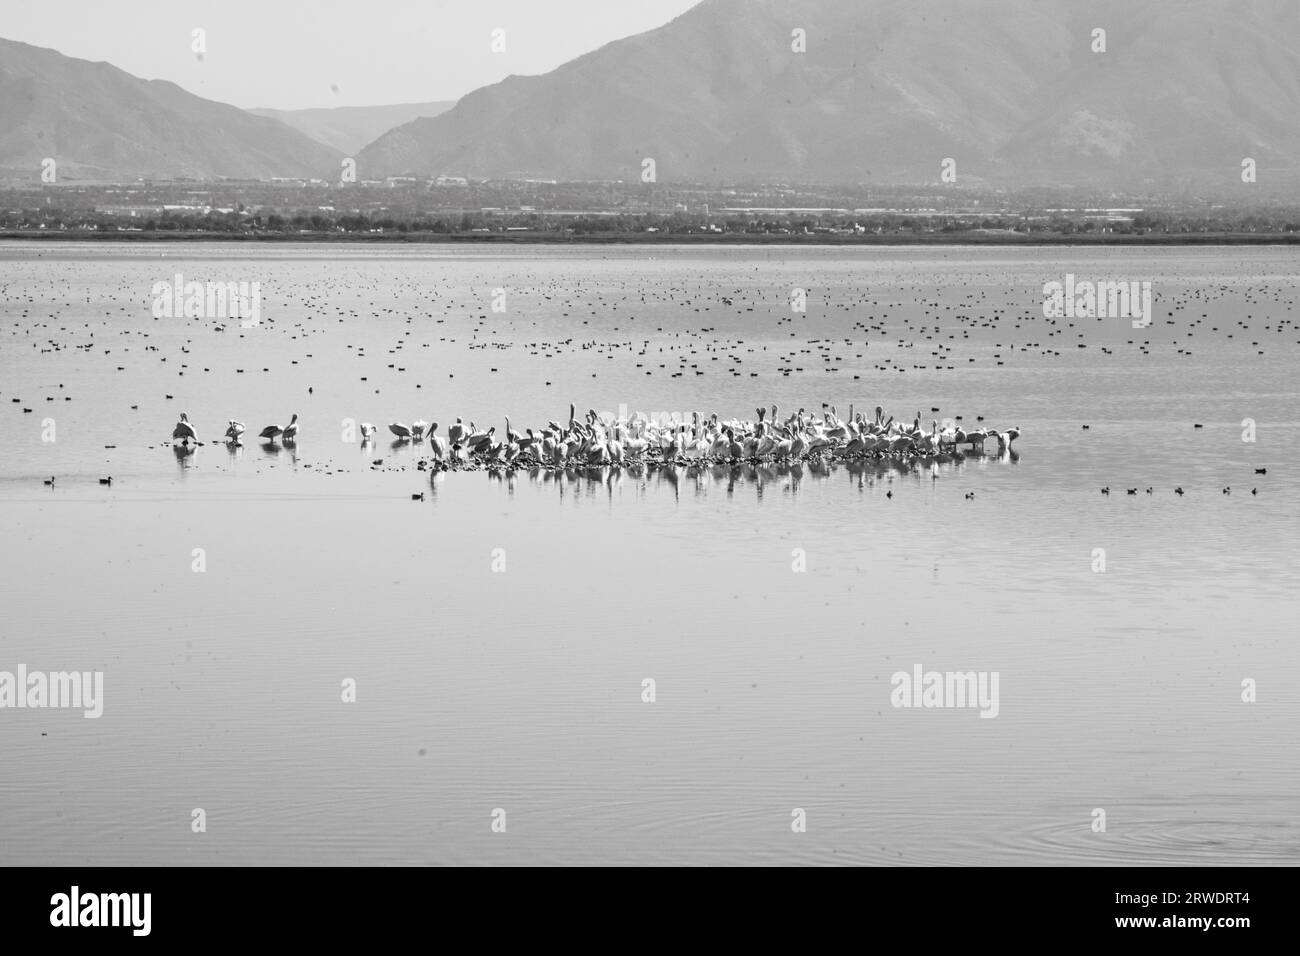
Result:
[2, 0, 702, 110]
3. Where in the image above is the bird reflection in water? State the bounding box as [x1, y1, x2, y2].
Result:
[475, 449, 1017, 500]
[173, 442, 197, 471]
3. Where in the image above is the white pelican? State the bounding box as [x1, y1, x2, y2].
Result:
[389, 422, 411, 439]
[505, 417, 524, 445]
[447, 419, 466, 445]
[258, 424, 282, 441]
[411, 420, 428, 440]
[938, 422, 958, 451]
[224, 420, 245, 443]
[281, 413, 299, 441]
[360, 423, 378, 441]
[172, 413, 197, 444]
[428, 423, 447, 460]
[726, 429, 743, 459]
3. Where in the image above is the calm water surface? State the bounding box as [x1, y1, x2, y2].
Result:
[1, 243, 1297, 865]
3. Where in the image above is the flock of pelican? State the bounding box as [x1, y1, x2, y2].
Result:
[173, 404, 1020, 469]
[172, 413, 299, 445]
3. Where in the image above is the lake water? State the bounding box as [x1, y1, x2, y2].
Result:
[1, 242, 1297, 865]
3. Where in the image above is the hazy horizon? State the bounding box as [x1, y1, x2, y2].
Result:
[0, 0, 700, 110]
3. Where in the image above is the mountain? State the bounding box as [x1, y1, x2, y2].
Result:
[356, 0, 1300, 190]
[0, 37, 342, 182]
[249, 101, 456, 156]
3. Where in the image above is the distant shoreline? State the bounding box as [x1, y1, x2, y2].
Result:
[1, 231, 1297, 246]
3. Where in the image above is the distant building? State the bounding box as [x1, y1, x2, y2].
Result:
[94, 205, 165, 217]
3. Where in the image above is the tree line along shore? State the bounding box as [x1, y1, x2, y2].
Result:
[2, 229, 1296, 245]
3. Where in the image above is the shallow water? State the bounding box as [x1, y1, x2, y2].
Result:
[1, 242, 1297, 865]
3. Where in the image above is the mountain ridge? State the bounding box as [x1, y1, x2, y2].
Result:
[248, 101, 456, 156]
[0, 36, 342, 181]
[356, 0, 1300, 190]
